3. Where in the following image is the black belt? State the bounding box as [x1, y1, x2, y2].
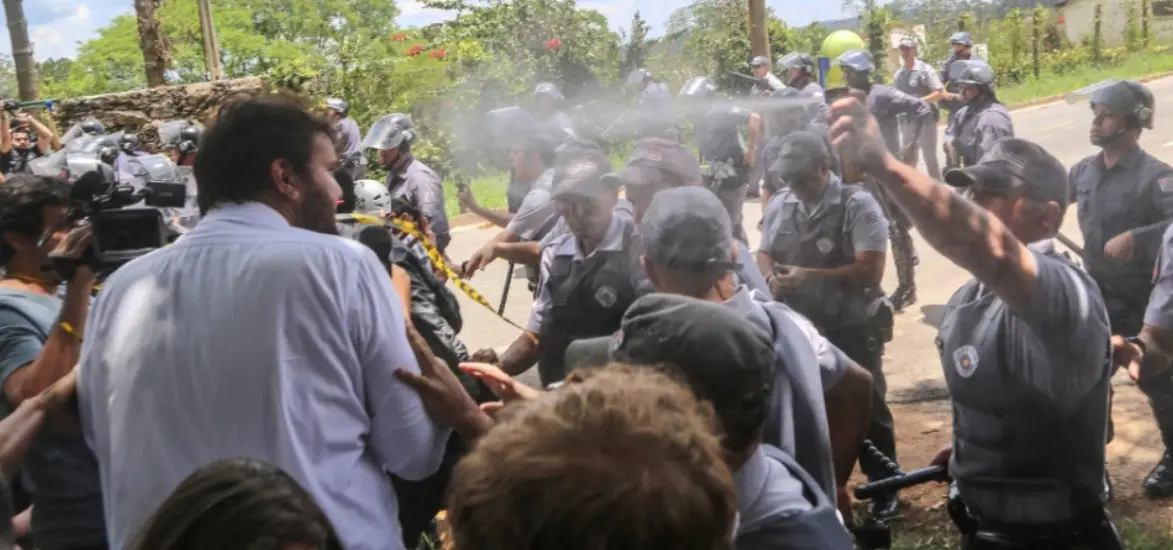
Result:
[949, 492, 1122, 550]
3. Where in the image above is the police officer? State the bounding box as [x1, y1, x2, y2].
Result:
[678, 76, 761, 245]
[943, 60, 1013, 169]
[832, 93, 1119, 546]
[758, 130, 899, 518]
[1068, 79, 1173, 497]
[113, 132, 149, 175]
[361, 113, 451, 252]
[326, 97, 366, 179]
[837, 49, 932, 311]
[760, 86, 837, 207]
[940, 31, 979, 127]
[894, 37, 948, 180]
[162, 121, 201, 167]
[635, 186, 874, 522]
[617, 137, 769, 296]
[564, 294, 854, 548]
[532, 82, 577, 141]
[461, 130, 560, 292]
[623, 68, 677, 140]
[750, 55, 785, 95]
[489, 147, 641, 386]
[778, 52, 829, 124]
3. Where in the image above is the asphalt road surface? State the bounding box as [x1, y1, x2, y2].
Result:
[442, 76, 1173, 393]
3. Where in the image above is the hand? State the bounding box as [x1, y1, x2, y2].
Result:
[462, 245, 497, 280]
[1104, 232, 1136, 261]
[744, 150, 755, 166]
[457, 186, 479, 211]
[470, 348, 500, 364]
[768, 265, 812, 298]
[929, 444, 952, 469]
[14, 112, 30, 125]
[829, 94, 890, 174]
[395, 325, 491, 440]
[37, 367, 78, 412]
[50, 221, 92, 261]
[460, 362, 540, 404]
[1111, 334, 1146, 381]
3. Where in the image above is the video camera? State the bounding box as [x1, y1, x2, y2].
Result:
[42, 164, 188, 277]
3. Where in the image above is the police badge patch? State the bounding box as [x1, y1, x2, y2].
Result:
[1160, 177, 1173, 194]
[953, 345, 979, 378]
[595, 286, 618, 308]
[816, 237, 834, 254]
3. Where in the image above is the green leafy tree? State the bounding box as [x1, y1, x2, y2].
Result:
[620, 10, 651, 77]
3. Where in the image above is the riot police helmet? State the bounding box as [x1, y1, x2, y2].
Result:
[950, 32, 973, 47]
[80, 118, 106, 136]
[949, 60, 997, 94]
[326, 97, 349, 117]
[532, 82, 565, 102]
[361, 113, 417, 151]
[119, 132, 141, 153]
[353, 179, 392, 214]
[678, 76, 717, 99]
[777, 52, 816, 77]
[835, 50, 875, 74]
[1083, 79, 1155, 130]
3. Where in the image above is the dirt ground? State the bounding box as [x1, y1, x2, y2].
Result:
[853, 384, 1173, 548]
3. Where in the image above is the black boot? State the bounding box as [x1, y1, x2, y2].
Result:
[1144, 452, 1173, 499]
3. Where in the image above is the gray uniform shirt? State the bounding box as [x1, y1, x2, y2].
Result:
[386, 158, 450, 252]
[867, 84, 934, 155]
[893, 59, 944, 119]
[799, 82, 830, 125]
[334, 117, 362, 158]
[759, 176, 890, 256]
[944, 99, 1014, 166]
[505, 169, 557, 240]
[1069, 147, 1173, 332]
[1144, 223, 1173, 329]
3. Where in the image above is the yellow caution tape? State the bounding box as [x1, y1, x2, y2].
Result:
[346, 213, 527, 332]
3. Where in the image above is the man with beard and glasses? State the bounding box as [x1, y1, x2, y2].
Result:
[1068, 79, 1173, 498]
[75, 97, 491, 550]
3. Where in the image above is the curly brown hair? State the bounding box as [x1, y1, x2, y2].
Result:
[448, 364, 737, 550]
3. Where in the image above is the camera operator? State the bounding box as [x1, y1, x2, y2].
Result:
[0, 112, 57, 177]
[76, 97, 488, 550]
[0, 174, 105, 550]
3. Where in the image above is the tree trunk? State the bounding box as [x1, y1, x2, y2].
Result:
[3, 0, 36, 101]
[134, 0, 169, 88]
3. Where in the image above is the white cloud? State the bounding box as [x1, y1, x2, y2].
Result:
[31, 4, 95, 60]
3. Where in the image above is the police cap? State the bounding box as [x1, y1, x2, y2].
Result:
[640, 187, 739, 272]
[550, 149, 618, 201]
[944, 138, 1069, 210]
[750, 56, 770, 68]
[769, 131, 831, 181]
[617, 138, 702, 187]
[563, 294, 773, 439]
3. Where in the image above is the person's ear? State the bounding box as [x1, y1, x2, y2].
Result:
[269, 159, 301, 202]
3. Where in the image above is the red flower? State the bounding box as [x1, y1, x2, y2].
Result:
[391, 33, 407, 42]
[429, 48, 448, 59]
[1057, 15, 1066, 25]
[545, 38, 562, 50]
[407, 45, 425, 57]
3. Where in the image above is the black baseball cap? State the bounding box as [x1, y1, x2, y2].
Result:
[564, 293, 774, 420]
[618, 138, 703, 187]
[550, 148, 619, 201]
[768, 131, 832, 181]
[943, 138, 1069, 210]
[641, 187, 739, 272]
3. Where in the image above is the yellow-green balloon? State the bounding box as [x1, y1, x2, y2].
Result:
[819, 30, 866, 89]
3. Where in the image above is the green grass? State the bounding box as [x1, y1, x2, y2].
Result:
[999, 51, 1173, 107]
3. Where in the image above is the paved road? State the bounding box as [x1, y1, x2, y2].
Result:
[442, 76, 1173, 395]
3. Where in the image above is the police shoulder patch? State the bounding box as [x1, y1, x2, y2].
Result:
[952, 345, 980, 379]
[595, 285, 618, 308]
[1158, 176, 1173, 194]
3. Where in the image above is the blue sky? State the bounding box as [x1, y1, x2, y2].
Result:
[0, 0, 861, 61]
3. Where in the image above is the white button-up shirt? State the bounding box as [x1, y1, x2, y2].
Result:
[77, 202, 449, 550]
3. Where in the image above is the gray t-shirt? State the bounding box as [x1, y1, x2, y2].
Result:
[0, 288, 106, 550]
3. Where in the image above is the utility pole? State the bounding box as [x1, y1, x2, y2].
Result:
[197, 0, 223, 81]
[748, 0, 769, 61]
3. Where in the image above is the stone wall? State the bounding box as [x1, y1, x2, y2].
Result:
[51, 77, 268, 152]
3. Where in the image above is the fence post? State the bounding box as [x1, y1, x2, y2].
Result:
[1093, 3, 1104, 64]
[1143, 0, 1153, 47]
[1031, 7, 1042, 78]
